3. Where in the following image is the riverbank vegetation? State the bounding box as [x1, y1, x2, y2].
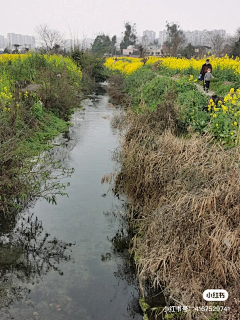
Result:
[70, 48, 108, 93]
[106, 56, 240, 319]
[106, 56, 240, 146]
[0, 51, 106, 214]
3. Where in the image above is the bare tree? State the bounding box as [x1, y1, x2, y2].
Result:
[206, 31, 226, 56]
[35, 24, 66, 52]
[68, 32, 92, 53]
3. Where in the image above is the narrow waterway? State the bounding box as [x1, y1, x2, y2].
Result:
[0, 88, 142, 320]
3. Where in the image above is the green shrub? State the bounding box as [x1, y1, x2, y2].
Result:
[71, 49, 107, 93]
[125, 68, 157, 95]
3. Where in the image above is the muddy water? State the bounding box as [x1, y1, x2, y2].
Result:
[0, 88, 142, 320]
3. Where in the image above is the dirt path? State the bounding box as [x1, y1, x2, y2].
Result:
[194, 82, 214, 96]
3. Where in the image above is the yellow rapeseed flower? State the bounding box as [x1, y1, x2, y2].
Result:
[105, 55, 240, 78]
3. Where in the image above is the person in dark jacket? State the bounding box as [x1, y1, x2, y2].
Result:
[200, 59, 213, 89]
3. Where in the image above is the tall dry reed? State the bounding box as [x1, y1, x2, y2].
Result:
[114, 100, 240, 319]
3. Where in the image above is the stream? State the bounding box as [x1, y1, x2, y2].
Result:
[0, 86, 143, 320]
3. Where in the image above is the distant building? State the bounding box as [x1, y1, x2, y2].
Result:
[193, 45, 212, 58]
[7, 33, 35, 50]
[0, 34, 7, 49]
[7, 33, 18, 48]
[143, 30, 156, 44]
[157, 28, 227, 48]
[122, 45, 135, 56]
[146, 48, 162, 56]
[158, 30, 168, 47]
[23, 35, 35, 49]
[183, 29, 227, 46]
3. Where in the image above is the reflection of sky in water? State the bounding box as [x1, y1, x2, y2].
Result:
[0, 93, 142, 319]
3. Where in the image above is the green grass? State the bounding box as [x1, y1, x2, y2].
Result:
[209, 78, 236, 96]
[20, 112, 69, 156]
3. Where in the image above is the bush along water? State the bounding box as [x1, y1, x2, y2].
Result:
[70, 48, 108, 94]
[0, 52, 83, 213]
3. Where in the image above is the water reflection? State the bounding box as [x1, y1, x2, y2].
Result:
[103, 205, 143, 319]
[0, 212, 74, 311]
[0, 88, 144, 319]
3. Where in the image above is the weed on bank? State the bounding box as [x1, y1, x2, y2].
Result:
[114, 103, 240, 319]
[0, 53, 82, 213]
[106, 58, 240, 319]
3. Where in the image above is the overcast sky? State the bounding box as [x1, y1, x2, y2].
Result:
[1, 0, 239, 39]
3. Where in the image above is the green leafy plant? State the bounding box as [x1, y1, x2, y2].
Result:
[31, 100, 44, 121]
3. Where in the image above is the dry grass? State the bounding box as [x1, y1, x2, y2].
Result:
[106, 75, 129, 106]
[114, 100, 240, 319]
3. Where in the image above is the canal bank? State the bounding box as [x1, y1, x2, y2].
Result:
[0, 88, 143, 320]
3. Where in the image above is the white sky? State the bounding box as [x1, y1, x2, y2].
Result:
[1, 0, 239, 39]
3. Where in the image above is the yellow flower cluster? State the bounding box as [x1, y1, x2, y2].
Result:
[209, 88, 240, 144]
[0, 75, 13, 111]
[105, 55, 240, 76]
[209, 89, 240, 116]
[0, 53, 27, 64]
[44, 54, 82, 78]
[0, 53, 82, 114]
[105, 57, 143, 75]
[0, 53, 82, 79]
[0, 86, 12, 101]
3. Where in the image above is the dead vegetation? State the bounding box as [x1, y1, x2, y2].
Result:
[114, 98, 240, 319]
[106, 75, 129, 106]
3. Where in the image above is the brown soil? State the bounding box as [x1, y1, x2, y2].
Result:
[21, 83, 41, 92]
[171, 73, 181, 79]
[222, 81, 235, 86]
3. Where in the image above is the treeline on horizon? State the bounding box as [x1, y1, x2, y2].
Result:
[2, 22, 240, 58]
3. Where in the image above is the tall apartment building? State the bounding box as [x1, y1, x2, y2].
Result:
[183, 29, 227, 46]
[158, 30, 168, 46]
[213, 29, 226, 37]
[142, 29, 229, 49]
[7, 33, 35, 49]
[0, 35, 7, 49]
[143, 30, 156, 44]
[7, 33, 18, 47]
[157, 28, 228, 48]
[22, 35, 35, 48]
